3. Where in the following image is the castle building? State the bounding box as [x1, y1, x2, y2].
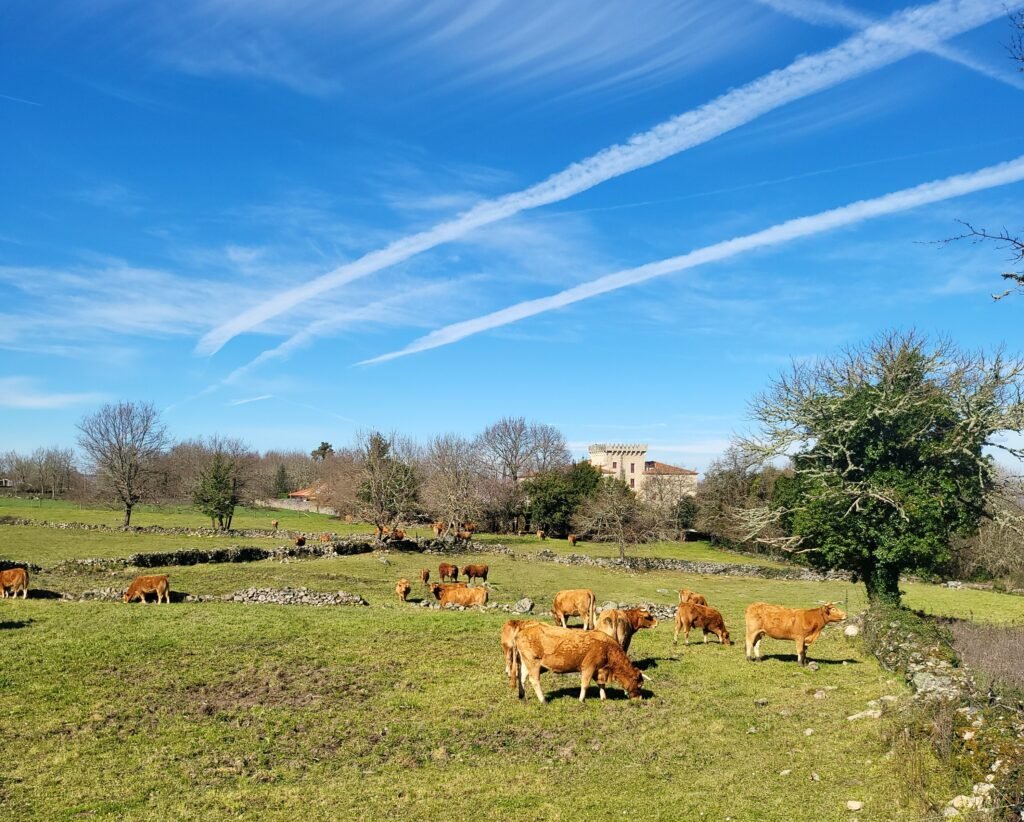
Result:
[586, 443, 698, 500]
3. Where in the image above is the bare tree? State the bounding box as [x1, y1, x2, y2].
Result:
[77, 402, 169, 527]
[572, 478, 651, 561]
[476, 416, 534, 482]
[3, 450, 35, 493]
[530, 423, 571, 472]
[422, 434, 482, 532]
[354, 431, 421, 535]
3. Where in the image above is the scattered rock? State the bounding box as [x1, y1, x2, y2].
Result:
[512, 597, 534, 614]
[779, 769, 791, 777]
[810, 772, 821, 782]
[804, 728, 815, 737]
[754, 698, 769, 707]
[847, 710, 882, 721]
[846, 801, 864, 812]
[813, 690, 827, 700]
[950, 795, 984, 812]
[807, 661, 820, 671]
[844, 625, 860, 637]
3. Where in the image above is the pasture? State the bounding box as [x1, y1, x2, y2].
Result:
[1, 503, 1022, 819]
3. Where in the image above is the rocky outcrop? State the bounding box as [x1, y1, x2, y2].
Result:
[66, 587, 368, 607]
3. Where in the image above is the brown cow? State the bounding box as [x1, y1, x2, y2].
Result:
[512, 622, 647, 703]
[0, 567, 28, 599]
[391, 528, 406, 541]
[395, 578, 411, 602]
[429, 582, 468, 600]
[432, 521, 445, 537]
[124, 574, 170, 604]
[552, 589, 596, 630]
[419, 568, 430, 586]
[501, 619, 542, 687]
[596, 608, 658, 654]
[438, 563, 459, 583]
[270, 519, 279, 530]
[462, 563, 489, 584]
[674, 602, 731, 645]
[319, 533, 331, 544]
[678, 588, 707, 606]
[294, 535, 306, 547]
[745, 602, 846, 666]
[438, 585, 488, 608]
[536, 529, 546, 540]
[567, 533, 578, 547]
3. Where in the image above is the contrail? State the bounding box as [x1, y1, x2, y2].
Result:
[360, 154, 1024, 365]
[196, 0, 1018, 356]
[754, 0, 1024, 90]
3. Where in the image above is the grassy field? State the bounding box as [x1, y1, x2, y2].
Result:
[2, 501, 1022, 818]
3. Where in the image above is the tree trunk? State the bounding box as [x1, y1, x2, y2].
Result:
[123, 504, 133, 528]
[864, 562, 901, 604]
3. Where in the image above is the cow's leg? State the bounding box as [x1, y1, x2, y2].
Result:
[516, 653, 527, 700]
[703, 629, 709, 644]
[22, 585, 28, 599]
[579, 665, 595, 703]
[558, 613, 567, 629]
[795, 638, 807, 666]
[673, 619, 680, 644]
[528, 665, 546, 704]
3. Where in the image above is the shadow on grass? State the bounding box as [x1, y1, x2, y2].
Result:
[541, 685, 656, 702]
[751, 654, 860, 666]
[0, 619, 33, 630]
[27, 589, 62, 600]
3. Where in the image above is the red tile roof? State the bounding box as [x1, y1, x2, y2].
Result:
[643, 461, 697, 476]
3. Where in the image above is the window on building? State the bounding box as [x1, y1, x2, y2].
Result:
[612, 461, 617, 469]
[630, 478, 635, 488]
[630, 463, 635, 473]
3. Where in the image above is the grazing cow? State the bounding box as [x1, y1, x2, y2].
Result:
[124, 574, 170, 604]
[270, 519, 279, 530]
[294, 535, 306, 547]
[429, 582, 468, 600]
[596, 608, 658, 654]
[390, 528, 406, 541]
[419, 568, 430, 586]
[462, 563, 489, 584]
[395, 578, 412, 602]
[438, 563, 459, 583]
[745, 602, 846, 666]
[512, 622, 647, 703]
[432, 521, 445, 537]
[678, 588, 708, 606]
[344, 514, 354, 524]
[552, 589, 597, 630]
[437, 585, 487, 608]
[462, 522, 477, 534]
[567, 533, 578, 547]
[501, 619, 541, 687]
[536, 529, 546, 540]
[674, 603, 731, 645]
[0, 567, 28, 599]
[319, 533, 331, 544]
[453, 530, 473, 544]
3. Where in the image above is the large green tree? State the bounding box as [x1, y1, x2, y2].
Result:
[746, 332, 1024, 602]
[522, 461, 602, 537]
[193, 453, 242, 530]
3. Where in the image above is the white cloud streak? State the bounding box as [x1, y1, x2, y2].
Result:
[754, 0, 1024, 90]
[227, 394, 274, 407]
[197, 0, 1018, 356]
[0, 377, 105, 410]
[360, 154, 1024, 364]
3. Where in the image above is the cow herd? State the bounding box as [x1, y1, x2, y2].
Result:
[387, 563, 848, 704]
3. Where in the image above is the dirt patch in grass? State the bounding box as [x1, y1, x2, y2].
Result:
[172, 664, 370, 715]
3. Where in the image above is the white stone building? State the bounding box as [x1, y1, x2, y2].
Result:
[587, 443, 698, 499]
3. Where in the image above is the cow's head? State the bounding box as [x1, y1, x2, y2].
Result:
[628, 609, 658, 630]
[719, 628, 732, 645]
[429, 584, 443, 600]
[122, 591, 130, 603]
[619, 664, 645, 699]
[822, 603, 846, 624]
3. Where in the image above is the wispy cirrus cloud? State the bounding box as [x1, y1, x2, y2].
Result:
[360, 154, 1024, 364]
[227, 394, 273, 407]
[198, 0, 1019, 357]
[0, 377, 105, 410]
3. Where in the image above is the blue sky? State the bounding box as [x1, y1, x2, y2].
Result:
[2, 0, 1023, 472]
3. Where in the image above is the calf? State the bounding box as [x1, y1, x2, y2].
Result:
[270, 519, 279, 530]
[395, 578, 411, 602]
[512, 622, 647, 703]
[319, 533, 331, 544]
[438, 563, 459, 583]
[745, 602, 846, 666]
[567, 533, 578, 547]
[552, 589, 596, 630]
[596, 607, 658, 654]
[432, 521, 445, 537]
[674, 602, 731, 645]
[462, 563, 489, 584]
[0, 567, 28, 599]
[429, 583, 468, 600]
[536, 529, 546, 540]
[678, 588, 707, 606]
[419, 568, 430, 586]
[124, 574, 170, 604]
[500, 619, 541, 688]
[438, 585, 487, 608]
[294, 535, 306, 547]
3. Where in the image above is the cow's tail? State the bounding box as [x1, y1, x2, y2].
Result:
[589, 593, 597, 631]
[514, 643, 525, 700]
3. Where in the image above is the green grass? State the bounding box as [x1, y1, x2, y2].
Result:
[901, 579, 1024, 625]
[0, 497, 340, 532]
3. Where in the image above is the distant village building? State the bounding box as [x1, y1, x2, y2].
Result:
[587, 443, 698, 500]
[0, 478, 12, 488]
